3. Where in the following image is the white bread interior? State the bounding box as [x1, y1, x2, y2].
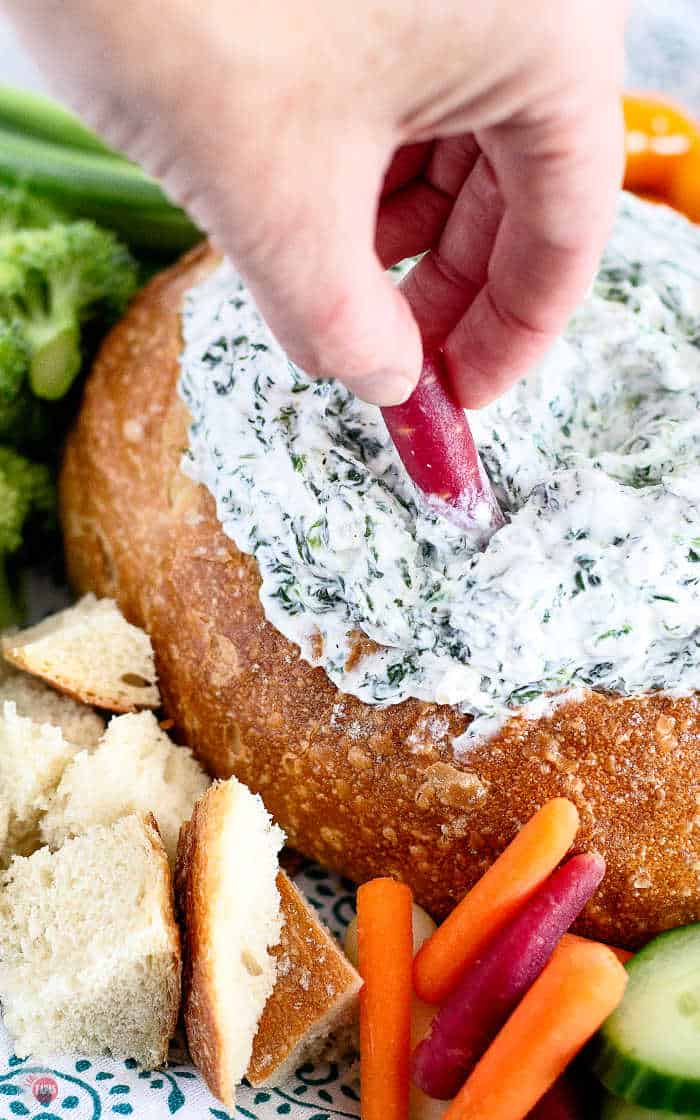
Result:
[0, 658, 104, 747]
[2, 594, 160, 711]
[0, 813, 180, 1067]
[176, 778, 362, 1103]
[41, 710, 210, 864]
[0, 700, 81, 866]
[176, 779, 284, 1108]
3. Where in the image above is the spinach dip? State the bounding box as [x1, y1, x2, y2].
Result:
[179, 194, 700, 740]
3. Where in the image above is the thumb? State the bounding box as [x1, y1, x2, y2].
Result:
[194, 141, 423, 406]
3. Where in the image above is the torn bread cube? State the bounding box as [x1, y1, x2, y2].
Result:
[2, 594, 160, 712]
[0, 700, 81, 866]
[175, 779, 284, 1109]
[175, 778, 362, 1104]
[41, 711, 210, 864]
[0, 658, 104, 748]
[0, 814, 180, 1068]
[248, 870, 362, 1087]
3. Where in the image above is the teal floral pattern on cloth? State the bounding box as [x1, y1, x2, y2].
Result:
[0, 865, 361, 1120]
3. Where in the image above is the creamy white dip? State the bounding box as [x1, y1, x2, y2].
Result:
[179, 194, 700, 739]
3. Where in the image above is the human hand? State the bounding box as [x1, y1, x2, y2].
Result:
[4, 0, 627, 406]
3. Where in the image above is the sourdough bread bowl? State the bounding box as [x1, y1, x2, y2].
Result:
[59, 240, 700, 949]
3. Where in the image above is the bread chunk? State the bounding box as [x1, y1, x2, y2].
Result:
[0, 814, 180, 1067]
[41, 710, 209, 864]
[0, 659, 104, 747]
[248, 870, 362, 1087]
[3, 594, 160, 711]
[0, 700, 81, 866]
[175, 779, 284, 1108]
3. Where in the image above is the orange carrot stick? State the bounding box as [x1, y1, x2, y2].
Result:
[563, 932, 634, 964]
[444, 937, 628, 1120]
[414, 798, 580, 1003]
[358, 878, 414, 1120]
[608, 945, 634, 965]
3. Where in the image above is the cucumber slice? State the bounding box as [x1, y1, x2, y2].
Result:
[601, 1092, 697, 1119]
[593, 924, 700, 1115]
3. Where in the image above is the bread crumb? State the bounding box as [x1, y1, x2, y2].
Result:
[631, 871, 653, 890]
[329, 702, 346, 729]
[276, 954, 292, 978]
[122, 419, 144, 442]
[416, 763, 487, 810]
[347, 746, 372, 771]
[655, 713, 679, 752]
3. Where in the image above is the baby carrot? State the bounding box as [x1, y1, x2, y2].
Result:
[414, 798, 580, 1003]
[562, 932, 634, 965]
[608, 946, 634, 965]
[358, 878, 414, 1120]
[444, 937, 628, 1120]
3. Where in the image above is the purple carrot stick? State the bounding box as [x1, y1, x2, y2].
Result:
[411, 851, 606, 1100]
[381, 351, 504, 541]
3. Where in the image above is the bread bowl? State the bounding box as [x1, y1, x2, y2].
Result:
[59, 198, 700, 948]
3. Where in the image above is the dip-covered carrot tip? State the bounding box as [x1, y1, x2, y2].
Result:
[413, 797, 580, 1005]
[358, 878, 414, 1120]
[381, 351, 504, 540]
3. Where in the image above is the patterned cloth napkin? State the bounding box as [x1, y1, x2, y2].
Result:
[0, 863, 361, 1120]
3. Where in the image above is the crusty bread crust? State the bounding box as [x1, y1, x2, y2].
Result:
[60, 245, 700, 948]
[2, 596, 160, 713]
[140, 812, 183, 1067]
[175, 803, 232, 1106]
[249, 871, 362, 1087]
[176, 786, 359, 1098]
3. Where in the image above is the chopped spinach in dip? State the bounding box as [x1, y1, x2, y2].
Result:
[179, 194, 700, 739]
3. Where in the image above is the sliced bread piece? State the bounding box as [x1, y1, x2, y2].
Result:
[0, 659, 104, 747]
[248, 870, 362, 1087]
[0, 700, 81, 866]
[175, 779, 284, 1108]
[2, 594, 160, 711]
[0, 813, 180, 1067]
[41, 711, 210, 864]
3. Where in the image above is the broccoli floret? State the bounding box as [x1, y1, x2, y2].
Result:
[0, 446, 55, 628]
[0, 318, 34, 440]
[0, 320, 52, 450]
[0, 185, 63, 234]
[0, 220, 138, 400]
[0, 318, 28, 400]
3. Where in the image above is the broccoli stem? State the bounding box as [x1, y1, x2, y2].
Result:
[28, 321, 82, 401]
[0, 554, 21, 630]
[0, 125, 200, 256]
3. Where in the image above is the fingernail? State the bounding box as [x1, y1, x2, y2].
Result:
[350, 371, 416, 407]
